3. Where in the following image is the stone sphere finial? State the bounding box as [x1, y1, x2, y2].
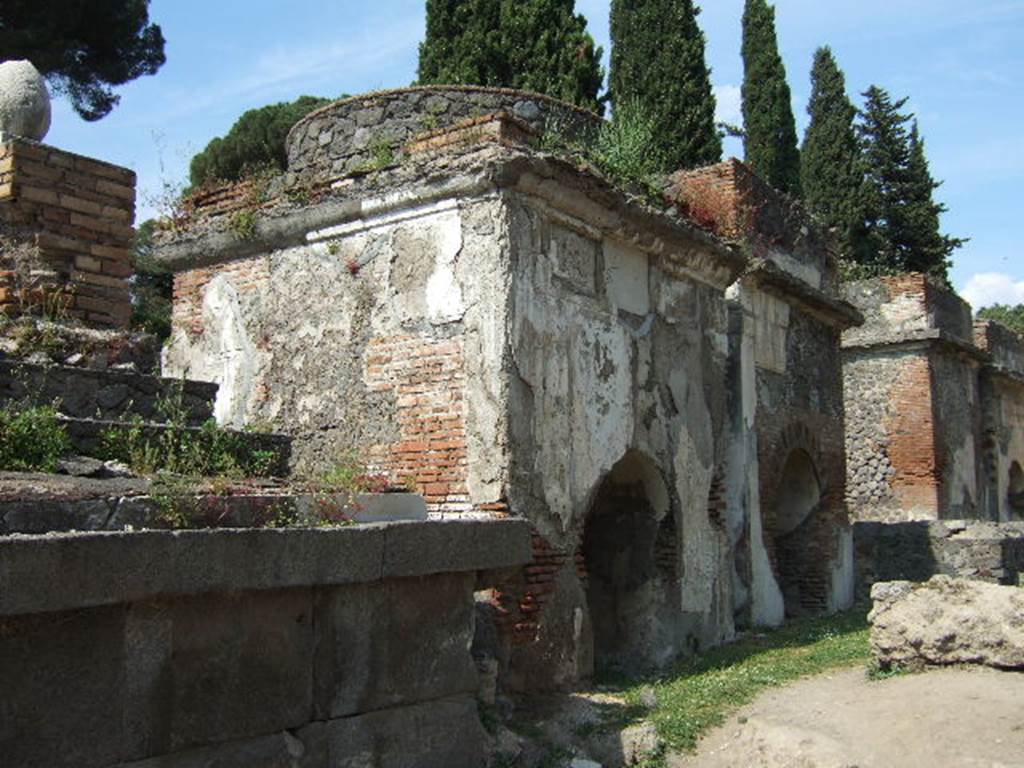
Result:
[0, 60, 52, 142]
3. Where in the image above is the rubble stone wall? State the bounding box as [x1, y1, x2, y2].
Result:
[286, 86, 601, 184]
[0, 138, 135, 327]
[843, 274, 985, 521]
[855, 519, 1024, 598]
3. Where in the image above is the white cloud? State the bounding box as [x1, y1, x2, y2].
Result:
[960, 272, 1024, 309]
[714, 84, 742, 127]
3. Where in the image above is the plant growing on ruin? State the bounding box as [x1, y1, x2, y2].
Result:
[590, 102, 668, 196]
[99, 381, 280, 478]
[0, 403, 71, 472]
[741, 0, 801, 196]
[228, 208, 258, 241]
[609, 0, 721, 171]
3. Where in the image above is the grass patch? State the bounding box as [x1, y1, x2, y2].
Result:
[604, 607, 871, 761]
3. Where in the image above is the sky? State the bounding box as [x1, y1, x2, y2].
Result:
[44, 0, 1024, 308]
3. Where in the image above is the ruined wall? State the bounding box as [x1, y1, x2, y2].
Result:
[854, 519, 1024, 598]
[286, 86, 600, 184]
[164, 194, 508, 514]
[0, 138, 135, 327]
[975, 320, 1024, 521]
[843, 274, 984, 521]
[496, 192, 737, 686]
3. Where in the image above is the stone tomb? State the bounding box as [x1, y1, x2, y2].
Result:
[156, 87, 861, 687]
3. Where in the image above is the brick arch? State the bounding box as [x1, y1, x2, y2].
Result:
[759, 420, 841, 617]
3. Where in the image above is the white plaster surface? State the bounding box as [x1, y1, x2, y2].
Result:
[604, 240, 650, 316]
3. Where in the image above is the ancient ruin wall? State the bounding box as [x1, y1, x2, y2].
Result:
[843, 274, 984, 521]
[0, 138, 135, 327]
[164, 191, 509, 514]
[495, 189, 741, 686]
[286, 86, 601, 184]
[975, 320, 1024, 521]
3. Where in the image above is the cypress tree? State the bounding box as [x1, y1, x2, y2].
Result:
[741, 0, 801, 195]
[418, 0, 603, 113]
[609, 0, 721, 172]
[800, 47, 870, 262]
[857, 86, 962, 278]
[901, 122, 964, 275]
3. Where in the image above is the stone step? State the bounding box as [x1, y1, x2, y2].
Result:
[0, 471, 427, 535]
[0, 359, 218, 426]
[58, 416, 292, 477]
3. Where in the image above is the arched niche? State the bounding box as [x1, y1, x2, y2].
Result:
[771, 449, 824, 617]
[581, 450, 674, 672]
[1008, 461, 1024, 519]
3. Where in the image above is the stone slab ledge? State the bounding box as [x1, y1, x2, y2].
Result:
[0, 518, 533, 617]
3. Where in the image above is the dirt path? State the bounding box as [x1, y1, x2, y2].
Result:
[669, 666, 1024, 768]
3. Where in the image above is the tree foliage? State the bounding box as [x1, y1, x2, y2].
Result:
[977, 304, 1024, 337]
[857, 86, 963, 278]
[0, 0, 165, 121]
[131, 219, 172, 339]
[189, 96, 333, 188]
[741, 0, 801, 195]
[609, 0, 721, 172]
[801, 47, 870, 262]
[418, 0, 604, 113]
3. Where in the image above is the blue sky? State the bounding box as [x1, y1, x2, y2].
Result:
[45, 0, 1024, 307]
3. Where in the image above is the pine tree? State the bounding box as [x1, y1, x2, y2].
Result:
[857, 86, 962, 278]
[609, 0, 721, 172]
[741, 0, 801, 195]
[800, 47, 870, 262]
[418, 0, 603, 113]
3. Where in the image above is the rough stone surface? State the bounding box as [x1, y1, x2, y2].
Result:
[854, 518, 1024, 598]
[285, 85, 601, 183]
[869, 575, 1024, 670]
[318, 695, 488, 768]
[0, 60, 51, 141]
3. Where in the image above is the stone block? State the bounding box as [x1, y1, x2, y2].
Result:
[124, 589, 314, 756]
[319, 695, 488, 768]
[869, 576, 1024, 670]
[314, 572, 478, 718]
[118, 731, 311, 768]
[0, 605, 127, 767]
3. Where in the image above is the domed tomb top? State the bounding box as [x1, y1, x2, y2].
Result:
[285, 85, 603, 182]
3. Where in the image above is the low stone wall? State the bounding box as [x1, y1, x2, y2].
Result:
[285, 85, 602, 183]
[854, 519, 1024, 598]
[0, 519, 532, 767]
[0, 360, 217, 424]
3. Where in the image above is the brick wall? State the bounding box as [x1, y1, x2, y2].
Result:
[172, 257, 269, 337]
[364, 334, 471, 513]
[0, 138, 135, 327]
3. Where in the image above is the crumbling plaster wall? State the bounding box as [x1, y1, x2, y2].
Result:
[163, 194, 512, 514]
[500, 193, 736, 683]
[735, 284, 852, 623]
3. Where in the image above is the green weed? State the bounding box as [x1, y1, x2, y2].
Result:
[0, 404, 71, 472]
